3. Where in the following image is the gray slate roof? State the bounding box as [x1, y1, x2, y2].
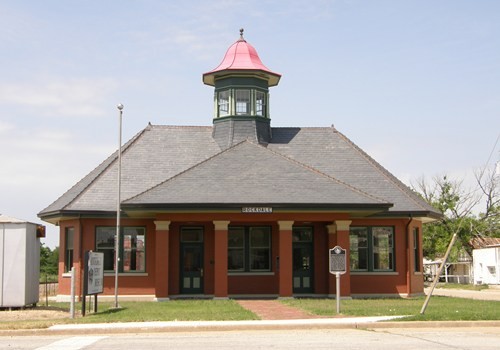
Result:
[39, 124, 441, 219]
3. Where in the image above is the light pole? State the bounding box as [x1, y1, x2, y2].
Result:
[114, 103, 124, 309]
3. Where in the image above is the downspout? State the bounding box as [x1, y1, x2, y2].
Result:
[405, 215, 413, 297]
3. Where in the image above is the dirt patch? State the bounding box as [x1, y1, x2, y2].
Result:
[0, 307, 68, 322]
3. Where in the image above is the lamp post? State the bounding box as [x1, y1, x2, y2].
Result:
[114, 103, 124, 309]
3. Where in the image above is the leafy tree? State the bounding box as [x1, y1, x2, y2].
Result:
[413, 165, 499, 260]
[40, 244, 59, 278]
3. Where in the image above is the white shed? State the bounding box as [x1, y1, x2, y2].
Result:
[471, 237, 500, 285]
[0, 214, 45, 308]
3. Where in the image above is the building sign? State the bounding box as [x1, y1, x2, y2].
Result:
[329, 246, 347, 275]
[241, 207, 273, 213]
[85, 251, 104, 295]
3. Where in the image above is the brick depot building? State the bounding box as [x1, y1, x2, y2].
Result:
[39, 31, 440, 301]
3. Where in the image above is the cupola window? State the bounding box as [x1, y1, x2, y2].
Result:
[235, 89, 251, 115]
[256, 91, 265, 116]
[218, 90, 230, 116]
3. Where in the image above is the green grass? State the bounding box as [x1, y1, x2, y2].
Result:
[78, 300, 258, 323]
[0, 300, 258, 330]
[281, 296, 500, 321]
[1, 296, 499, 330]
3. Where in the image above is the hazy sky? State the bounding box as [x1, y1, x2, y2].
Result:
[1, 1, 499, 248]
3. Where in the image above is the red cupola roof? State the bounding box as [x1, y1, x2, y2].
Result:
[203, 29, 281, 87]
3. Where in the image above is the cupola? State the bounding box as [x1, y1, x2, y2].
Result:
[203, 29, 281, 149]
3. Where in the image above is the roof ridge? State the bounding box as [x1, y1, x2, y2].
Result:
[124, 140, 249, 203]
[39, 125, 150, 215]
[333, 128, 439, 213]
[252, 140, 390, 204]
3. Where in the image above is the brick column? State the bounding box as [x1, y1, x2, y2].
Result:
[213, 220, 230, 299]
[154, 220, 170, 301]
[333, 220, 352, 297]
[326, 223, 337, 297]
[73, 224, 83, 301]
[278, 221, 294, 298]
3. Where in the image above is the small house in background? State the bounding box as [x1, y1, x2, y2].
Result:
[471, 236, 500, 285]
[0, 214, 45, 308]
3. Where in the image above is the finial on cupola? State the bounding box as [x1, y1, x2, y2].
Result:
[239, 28, 245, 40]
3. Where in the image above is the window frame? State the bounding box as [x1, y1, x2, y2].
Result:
[64, 227, 74, 273]
[228, 226, 271, 273]
[95, 226, 147, 273]
[255, 90, 266, 117]
[235, 89, 251, 115]
[413, 227, 421, 272]
[218, 90, 230, 117]
[350, 226, 395, 272]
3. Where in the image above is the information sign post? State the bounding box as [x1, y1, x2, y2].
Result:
[82, 251, 104, 316]
[329, 246, 347, 314]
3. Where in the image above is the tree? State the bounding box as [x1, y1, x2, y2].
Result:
[412, 165, 499, 260]
[40, 244, 59, 278]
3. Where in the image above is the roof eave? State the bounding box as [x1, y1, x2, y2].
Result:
[202, 69, 281, 87]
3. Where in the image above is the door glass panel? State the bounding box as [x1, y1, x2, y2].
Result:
[181, 227, 203, 242]
[183, 247, 202, 272]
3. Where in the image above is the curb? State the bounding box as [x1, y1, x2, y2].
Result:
[1, 319, 499, 336]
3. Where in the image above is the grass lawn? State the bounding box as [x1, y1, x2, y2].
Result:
[0, 300, 258, 330]
[1, 296, 499, 330]
[281, 296, 500, 321]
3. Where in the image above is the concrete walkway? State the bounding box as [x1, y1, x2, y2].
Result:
[425, 286, 500, 301]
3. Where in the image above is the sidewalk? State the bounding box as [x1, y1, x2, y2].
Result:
[425, 286, 500, 301]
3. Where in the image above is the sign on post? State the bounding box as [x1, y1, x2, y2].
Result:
[82, 251, 104, 316]
[329, 246, 346, 315]
[329, 246, 346, 275]
[86, 251, 104, 295]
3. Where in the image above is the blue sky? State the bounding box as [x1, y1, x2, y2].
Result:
[1, 1, 499, 248]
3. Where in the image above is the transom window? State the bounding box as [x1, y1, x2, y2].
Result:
[350, 226, 394, 272]
[228, 226, 271, 272]
[96, 226, 146, 273]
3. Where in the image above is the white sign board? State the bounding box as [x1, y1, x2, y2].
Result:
[329, 246, 347, 275]
[86, 251, 104, 295]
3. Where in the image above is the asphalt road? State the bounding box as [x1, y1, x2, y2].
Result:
[3, 328, 500, 350]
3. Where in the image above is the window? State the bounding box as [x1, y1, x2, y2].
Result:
[293, 227, 313, 242]
[228, 227, 244, 271]
[64, 227, 74, 273]
[228, 226, 271, 272]
[218, 90, 229, 117]
[255, 91, 265, 116]
[350, 226, 394, 272]
[350, 227, 368, 271]
[96, 226, 146, 273]
[413, 228, 420, 272]
[235, 90, 250, 115]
